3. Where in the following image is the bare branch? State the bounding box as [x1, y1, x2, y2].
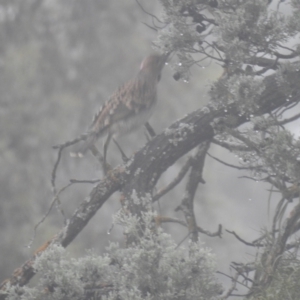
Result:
[155, 216, 187, 227]
[153, 157, 192, 202]
[277, 112, 300, 126]
[225, 128, 261, 153]
[51, 146, 63, 195]
[226, 230, 264, 247]
[70, 179, 101, 184]
[197, 224, 222, 238]
[176, 142, 210, 242]
[135, 0, 165, 29]
[220, 272, 240, 300]
[207, 152, 258, 171]
[28, 183, 72, 249]
[212, 138, 250, 152]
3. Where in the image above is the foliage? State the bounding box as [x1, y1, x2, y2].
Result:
[7, 212, 221, 300]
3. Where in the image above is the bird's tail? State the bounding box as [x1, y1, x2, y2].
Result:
[70, 132, 98, 157]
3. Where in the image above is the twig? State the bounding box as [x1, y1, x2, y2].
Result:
[238, 175, 266, 181]
[230, 263, 255, 284]
[52, 135, 85, 150]
[276, 112, 300, 126]
[220, 272, 240, 299]
[175, 233, 191, 249]
[272, 197, 287, 237]
[274, 101, 299, 118]
[177, 142, 210, 242]
[135, 0, 163, 24]
[207, 152, 256, 170]
[225, 128, 260, 153]
[251, 232, 269, 245]
[145, 121, 156, 138]
[226, 230, 263, 247]
[28, 183, 73, 249]
[51, 135, 86, 194]
[153, 157, 192, 202]
[141, 22, 158, 32]
[155, 216, 187, 227]
[51, 146, 63, 195]
[212, 138, 250, 151]
[197, 224, 222, 238]
[70, 179, 101, 184]
[113, 138, 128, 162]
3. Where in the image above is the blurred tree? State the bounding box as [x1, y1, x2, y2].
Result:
[2, 0, 300, 299]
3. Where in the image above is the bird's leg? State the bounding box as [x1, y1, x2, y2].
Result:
[103, 133, 112, 173]
[89, 144, 112, 173]
[113, 138, 128, 162]
[144, 122, 156, 141]
[89, 144, 104, 164]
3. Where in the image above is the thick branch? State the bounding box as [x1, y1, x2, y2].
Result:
[122, 110, 215, 219]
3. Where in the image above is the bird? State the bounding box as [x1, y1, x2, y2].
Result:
[71, 53, 169, 163]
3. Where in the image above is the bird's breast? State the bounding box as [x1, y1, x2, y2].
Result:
[110, 100, 157, 136]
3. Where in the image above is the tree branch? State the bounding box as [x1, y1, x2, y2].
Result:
[176, 142, 210, 242]
[153, 157, 192, 202]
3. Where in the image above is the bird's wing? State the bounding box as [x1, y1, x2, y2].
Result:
[89, 79, 153, 136]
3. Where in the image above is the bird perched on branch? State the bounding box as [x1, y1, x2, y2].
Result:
[71, 53, 169, 162]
